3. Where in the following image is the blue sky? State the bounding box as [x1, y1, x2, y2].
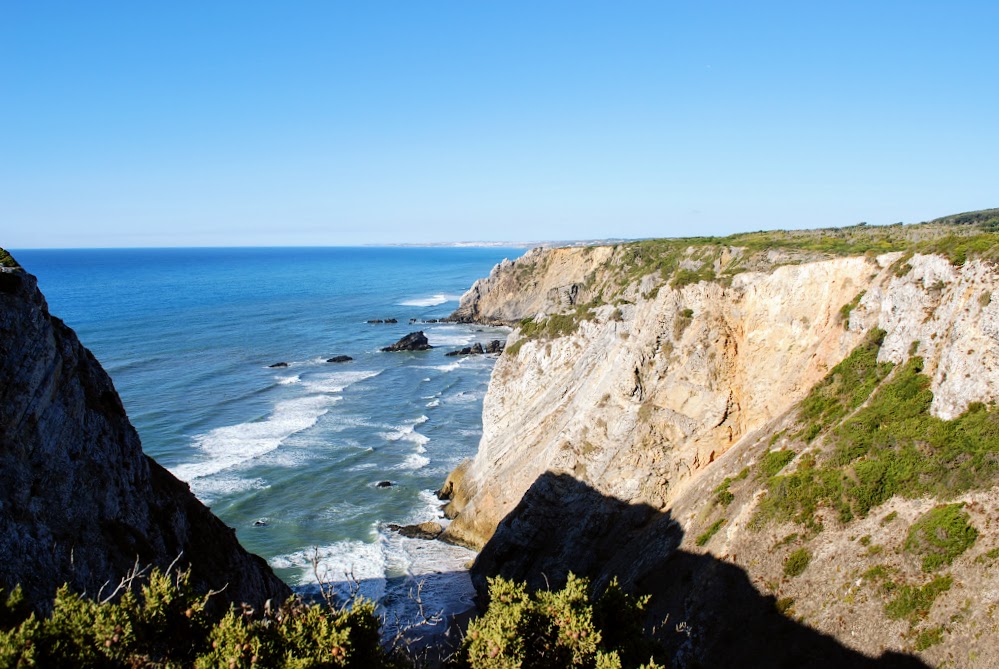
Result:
[2, 1, 997, 248]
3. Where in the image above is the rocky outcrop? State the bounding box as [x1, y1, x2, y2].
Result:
[0, 255, 290, 611]
[381, 331, 432, 352]
[442, 238, 999, 666]
[327, 355, 353, 363]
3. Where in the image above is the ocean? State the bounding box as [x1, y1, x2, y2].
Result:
[13, 246, 522, 624]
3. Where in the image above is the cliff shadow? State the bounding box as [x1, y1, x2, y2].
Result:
[471, 471, 928, 669]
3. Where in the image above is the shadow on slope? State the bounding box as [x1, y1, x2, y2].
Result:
[471, 471, 927, 669]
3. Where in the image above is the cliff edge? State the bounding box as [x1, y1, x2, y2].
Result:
[0, 251, 290, 610]
[441, 216, 999, 666]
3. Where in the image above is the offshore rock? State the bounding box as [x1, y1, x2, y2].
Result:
[327, 355, 352, 363]
[387, 521, 444, 540]
[0, 256, 290, 611]
[381, 331, 432, 352]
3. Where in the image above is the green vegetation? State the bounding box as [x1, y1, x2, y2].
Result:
[504, 339, 526, 357]
[0, 567, 394, 668]
[755, 327, 999, 532]
[463, 574, 666, 669]
[695, 519, 726, 547]
[838, 290, 866, 329]
[758, 450, 796, 478]
[712, 468, 749, 508]
[913, 625, 946, 651]
[0, 248, 17, 269]
[783, 548, 811, 578]
[883, 575, 953, 624]
[905, 505, 979, 572]
[0, 567, 671, 669]
[795, 329, 894, 442]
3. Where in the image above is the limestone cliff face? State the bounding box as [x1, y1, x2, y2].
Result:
[0, 257, 290, 610]
[442, 242, 999, 666]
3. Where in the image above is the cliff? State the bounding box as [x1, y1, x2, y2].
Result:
[0, 252, 290, 610]
[441, 218, 999, 666]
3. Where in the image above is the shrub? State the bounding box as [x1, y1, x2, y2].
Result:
[696, 519, 726, 547]
[905, 504, 979, 572]
[463, 574, 667, 669]
[0, 566, 395, 668]
[783, 548, 811, 577]
[758, 450, 796, 478]
[884, 576, 952, 623]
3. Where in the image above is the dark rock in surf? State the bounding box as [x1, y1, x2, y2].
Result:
[387, 521, 444, 540]
[385, 318, 398, 324]
[327, 355, 352, 363]
[367, 319, 384, 324]
[268, 362, 289, 368]
[382, 331, 432, 352]
[376, 480, 393, 488]
[485, 340, 505, 354]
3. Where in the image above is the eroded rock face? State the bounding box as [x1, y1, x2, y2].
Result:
[441, 245, 999, 666]
[0, 258, 290, 610]
[443, 252, 999, 550]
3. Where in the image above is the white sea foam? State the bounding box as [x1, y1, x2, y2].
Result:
[276, 375, 301, 385]
[302, 369, 381, 394]
[425, 326, 476, 346]
[190, 475, 269, 503]
[171, 394, 336, 482]
[397, 453, 431, 470]
[398, 293, 460, 307]
[425, 398, 440, 408]
[380, 416, 431, 446]
[270, 539, 388, 603]
[427, 361, 462, 373]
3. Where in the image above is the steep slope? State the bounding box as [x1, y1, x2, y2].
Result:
[440, 219, 999, 666]
[0, 252, 290, 610]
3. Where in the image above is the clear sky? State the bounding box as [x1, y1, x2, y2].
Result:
[2, 1, 997, 248]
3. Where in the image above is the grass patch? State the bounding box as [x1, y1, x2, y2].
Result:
[905, 504, 979, 572]
[754, 333, 999, 531]
[695, 519, 726, 547]
[884, 575, 952, 623]
[783, 548, 811, 577]
[839, 290, 866, 329]
[796, 329, 894, 440]
[503, 339, 525, 357]
[0, 248, 17, 268]
[913, 625, 946, 651]
[758, 450, 796, 478]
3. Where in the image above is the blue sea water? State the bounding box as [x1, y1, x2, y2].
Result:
[13, 246, 521, 619]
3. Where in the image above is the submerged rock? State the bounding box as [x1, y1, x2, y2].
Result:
[327, 355, 352, 363]
[376, 480, 394, 488]
[268, 362, 289, 368]
[382, 331, 433, 352]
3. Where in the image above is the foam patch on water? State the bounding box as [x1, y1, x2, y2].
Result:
[172, 394, 338, 482]
[302, 369, 381, 394]
[425, 398, 440, 408]
[399, 293, 460, 307]
[380, 416, 431, 447]
[191, 475, 269, 502]
[271, 539, 388, 603]
[397, 453, 431, 470]
[425, 326, 476, 346]
[276, 375, 301, 385]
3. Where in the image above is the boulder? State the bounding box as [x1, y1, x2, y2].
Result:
[385, 318, 398, 324]
[382, 331, 432, 352]
[376, 480, 393, 488]
[327, 355, 353, 363]
[367, 319, 384, 324]
[268, 362, 289, 368]
[485, 340, 505, 354]
[387, 521, 444, 540]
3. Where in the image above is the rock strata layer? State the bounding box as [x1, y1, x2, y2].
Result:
[0, 257, 290, 611]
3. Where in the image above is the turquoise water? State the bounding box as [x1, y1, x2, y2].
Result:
[14, 246, 521, 616]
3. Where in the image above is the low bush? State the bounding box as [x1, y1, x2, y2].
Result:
[905, 504, 979, 572]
